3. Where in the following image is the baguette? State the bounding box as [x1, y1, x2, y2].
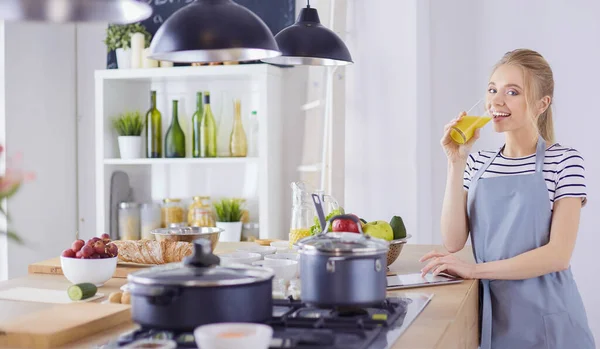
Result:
[112, 240, 193, 264]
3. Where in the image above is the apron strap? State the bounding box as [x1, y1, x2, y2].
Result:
[535, 136, 546, 173]
[480, 279, 493, 349]
[471, 148, 502, 184]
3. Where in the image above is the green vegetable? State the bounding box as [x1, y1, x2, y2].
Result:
[390, 216, 407, 239]
[310, 207, 345, 235]
[68, 283, 98, 301]
[104, 23, 152, 52]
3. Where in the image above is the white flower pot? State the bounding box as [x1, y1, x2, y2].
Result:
[116, 48, 131, 69]
[118, 136, 142, 159]
[216, 221, 243, 242]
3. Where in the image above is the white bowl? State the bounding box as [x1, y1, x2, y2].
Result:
[276, 248, 298, 254]
[60, 256, 117, 287]
[252, 259, 298, 281]
[236, 245, 277, 258]
[269, 241, 290, 252]
[194, 323, 272, 349]
[264, 253, 300, 278]
[218, 252, 262, 265]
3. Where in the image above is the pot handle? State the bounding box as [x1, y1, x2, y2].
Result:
[184, 238, 220, 268]
[129, 283, 180, 306]
[320, 214, 366, 236]
[326, 256, 383, 273]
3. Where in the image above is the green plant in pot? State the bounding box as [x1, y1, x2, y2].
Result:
[112, 111, 144, 159]
[214, 198, 245, 242]
[104, 23, 151, 69]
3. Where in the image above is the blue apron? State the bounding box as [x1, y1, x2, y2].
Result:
[467, 137, 595, 349]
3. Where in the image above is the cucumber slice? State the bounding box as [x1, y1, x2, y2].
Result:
[68, 283, 98, 301]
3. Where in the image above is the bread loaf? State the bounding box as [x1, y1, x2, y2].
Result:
[112, 240, 193, 264]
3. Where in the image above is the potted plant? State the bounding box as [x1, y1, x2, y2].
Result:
[112, 111, 144, 159]
[104, 23, 151, 69]
[214, 198, 244, 242]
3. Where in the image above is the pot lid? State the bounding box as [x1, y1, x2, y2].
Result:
[297, 232, 389, 255]
[128, 239, 273, 287]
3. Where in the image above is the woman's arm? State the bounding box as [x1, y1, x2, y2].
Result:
[421, 197, 581, 279]
[440, 160, 470, 253]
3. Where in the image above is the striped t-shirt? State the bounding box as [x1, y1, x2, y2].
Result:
[463, 143, 587, 210]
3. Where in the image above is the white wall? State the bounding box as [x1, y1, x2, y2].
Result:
[2, 22, 78, 278]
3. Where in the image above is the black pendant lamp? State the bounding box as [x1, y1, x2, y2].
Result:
[263, 0, 353, 66]
[149, 0, 281, 63]
[0, 0, 152, 24]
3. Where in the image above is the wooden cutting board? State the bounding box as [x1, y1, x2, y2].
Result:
[28, 257, 150, 279]
[0, 303, 131, 349]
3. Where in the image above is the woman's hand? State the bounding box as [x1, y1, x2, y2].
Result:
[419, 249, 476, 279]
[441, 112, 481, 163]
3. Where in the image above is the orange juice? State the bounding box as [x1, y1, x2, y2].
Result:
[450, 116, 492, 144]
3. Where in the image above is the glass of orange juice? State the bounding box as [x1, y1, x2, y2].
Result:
[450, 100, 492, 144]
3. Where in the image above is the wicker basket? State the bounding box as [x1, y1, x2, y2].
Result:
[386, 235, 411, 266]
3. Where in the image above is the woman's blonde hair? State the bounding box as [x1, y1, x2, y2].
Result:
[492, 49, 555, 143]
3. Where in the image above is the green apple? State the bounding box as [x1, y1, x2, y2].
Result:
[363, 221, 393, 241]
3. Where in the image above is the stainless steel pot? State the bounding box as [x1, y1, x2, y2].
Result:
[128, 239, 274, 331]
[296, 214, 389, 307]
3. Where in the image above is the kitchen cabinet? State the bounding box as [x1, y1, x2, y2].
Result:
[94, 64, 289, 240]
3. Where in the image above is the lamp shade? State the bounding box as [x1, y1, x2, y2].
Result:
[0, 0, 151, 24]
[149, 0, 281, 63]
[262, 6, 353, 66]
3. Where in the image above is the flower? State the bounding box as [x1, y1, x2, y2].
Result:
[0, 146, 34, 243]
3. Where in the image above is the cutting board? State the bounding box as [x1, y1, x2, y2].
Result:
[28, 257, 149, 279]
[0, 303, 131, 349]
[0, 287, 104, 304]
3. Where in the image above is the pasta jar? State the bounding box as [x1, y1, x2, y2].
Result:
[118, 202, 141, 240]
[188, 196, 214, 227]
[161, 198, 185, 228]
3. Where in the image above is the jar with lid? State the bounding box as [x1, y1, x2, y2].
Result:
[161, 198, 185, 228]
[188, 196, 215, 227]
[118, 202, 141, 240]
[140, 202, 161, 240]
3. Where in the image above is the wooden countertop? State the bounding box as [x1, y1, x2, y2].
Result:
[1, 242, 478, 349]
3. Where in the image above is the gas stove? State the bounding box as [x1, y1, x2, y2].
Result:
[105, 293, 433, 349]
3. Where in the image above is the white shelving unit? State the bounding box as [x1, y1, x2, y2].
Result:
[95, 64, 287, 240]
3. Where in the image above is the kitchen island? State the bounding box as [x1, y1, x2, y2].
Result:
[1, 244, 478, 349]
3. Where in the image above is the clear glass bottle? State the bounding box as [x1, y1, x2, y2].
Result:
[140, 202, 161, 240]
[247, 110, 259, 157]
[230, 99, 247, 157]
[289, 181, 314, 248]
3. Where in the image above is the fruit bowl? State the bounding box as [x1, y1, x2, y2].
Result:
[61, 256, 117, 286]
[386, 234, 411, 266]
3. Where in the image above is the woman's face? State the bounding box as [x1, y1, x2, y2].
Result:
[486, 64, 532, 134]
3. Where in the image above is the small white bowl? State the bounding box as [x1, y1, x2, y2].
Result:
[218, 252, 262, 265]
[236, 245, 277, 258]
[264, 253, 300, 278]
[252, 259, 298, 281]
[60, 256, 117, 287]
[270, 241, 290, 252]
[194, 323, 273, 349]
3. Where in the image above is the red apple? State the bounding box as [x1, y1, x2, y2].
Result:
[332, 214, 360, 233]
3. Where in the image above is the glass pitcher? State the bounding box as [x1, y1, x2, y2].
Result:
[289, 181, 314, 248]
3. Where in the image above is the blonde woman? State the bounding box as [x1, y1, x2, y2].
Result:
[420, 49, 595, 348]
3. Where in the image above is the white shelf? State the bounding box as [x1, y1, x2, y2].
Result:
[104, 157, 258, 166]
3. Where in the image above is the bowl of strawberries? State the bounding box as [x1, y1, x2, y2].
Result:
[60, 233, 119, 286]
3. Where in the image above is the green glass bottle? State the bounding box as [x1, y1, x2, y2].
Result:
[200, 92, 217, 158]
[145, 91, 162, 158]
[165, 100, 186, 158]
[192, 92, 204, 158]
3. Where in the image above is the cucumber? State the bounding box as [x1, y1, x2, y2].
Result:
[68, 283, 98, 301]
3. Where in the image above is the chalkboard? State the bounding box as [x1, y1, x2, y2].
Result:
[106, 0, 296, 69]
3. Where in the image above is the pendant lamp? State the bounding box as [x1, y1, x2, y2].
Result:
[262, 0, 353, 66]
[0, 0, 152, 24]
[149, 0, 281, 63]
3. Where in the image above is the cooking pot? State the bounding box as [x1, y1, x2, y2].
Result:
[296, 214, 389, 307]
[128, 239, 274, 331]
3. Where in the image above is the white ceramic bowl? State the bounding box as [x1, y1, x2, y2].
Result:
[269, 241, 290, 252]
[236, 245, 277, 258]
[252, 259, 298, 281]
[218, 252, 262, 265]
[194, 323, 273, 349]
[60, 256, 117, 287]
[264, 253, 300, 278]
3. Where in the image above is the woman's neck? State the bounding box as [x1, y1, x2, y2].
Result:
[503, 127, 540, 158]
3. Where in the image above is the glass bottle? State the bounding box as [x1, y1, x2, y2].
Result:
[165, 100, 186, 158]
[247, 110, 259, 157]
[200, 92, 217, 158]
[230, 99, 247, 157]
[289, 181, 314, 248]
[192, 92, 204, 158]
[145, 91, 162, 158]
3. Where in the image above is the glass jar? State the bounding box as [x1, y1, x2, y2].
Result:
[188, 196, 215, 227]
[289, 182, 314, 248]
[140, 203, 161, 240]
[241, 222, 259, 241]
[118, 202, 141, 240]
[161, 198, 185, 228]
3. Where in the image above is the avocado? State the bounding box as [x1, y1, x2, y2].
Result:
[390, 216, 407, 239]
